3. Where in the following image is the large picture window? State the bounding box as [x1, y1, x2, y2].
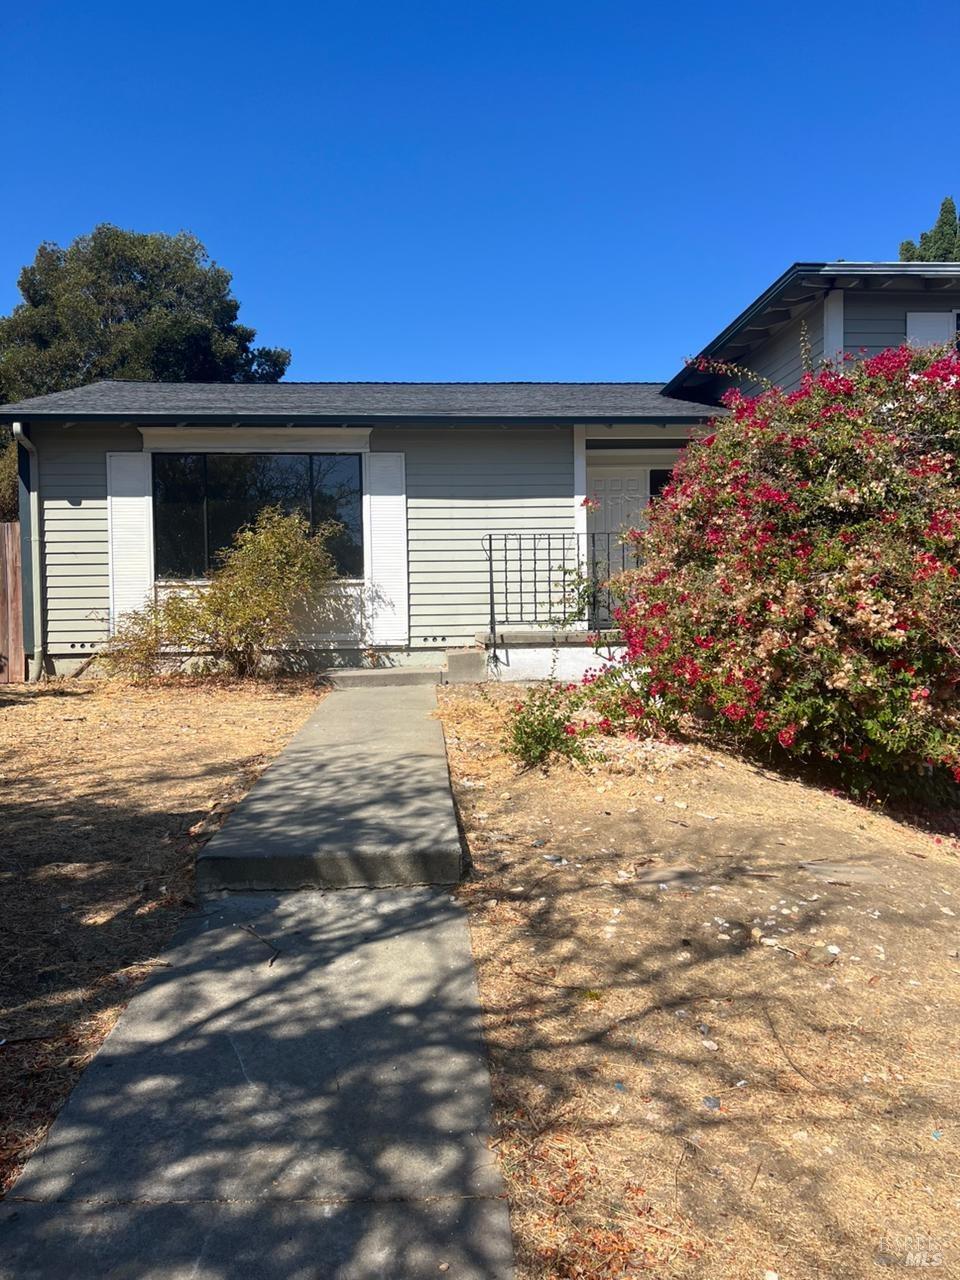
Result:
[153, 453, 363, 580]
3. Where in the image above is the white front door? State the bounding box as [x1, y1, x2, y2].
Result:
[586, 467, 650, 538]
[584, 461, 675, 624]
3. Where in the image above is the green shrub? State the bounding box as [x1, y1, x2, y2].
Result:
[505, 657, 647, 766]
[100, 507, 339, 679]
[506, 682, 588, 766]
[613, 345, 960, 793]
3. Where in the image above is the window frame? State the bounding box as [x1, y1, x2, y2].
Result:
[149, 449, 366, 584]
[648, 466, 674, 501]
[905, 309, 960, 349]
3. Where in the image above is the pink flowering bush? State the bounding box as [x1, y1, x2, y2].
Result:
[610, 346, 960, 792]
[506, 663, 630, 765]
[508, 682, 589, 765]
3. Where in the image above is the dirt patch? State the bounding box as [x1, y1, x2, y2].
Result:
[437, 686, 960, 1280]
[0, 677, 324, 1193]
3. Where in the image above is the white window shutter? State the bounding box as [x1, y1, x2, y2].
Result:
[365, 452, 409, 645]
[906, 312, 955, 347]
[107, 452, 152, 631]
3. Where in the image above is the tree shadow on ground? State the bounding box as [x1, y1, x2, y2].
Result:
[445, 754, 960, 1278]
[3, 888, 513, 1278]
[679, 721, 960, 843]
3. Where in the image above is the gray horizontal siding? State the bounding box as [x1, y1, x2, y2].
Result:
[34, 421, 576, 655]
[372, 425, 575, 645]
[34, 422, 141, 653]
[744, 302, 823, 393]
[843, 289, 960, 356]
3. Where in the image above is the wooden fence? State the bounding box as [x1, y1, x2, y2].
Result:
[0, 522, 24, 684]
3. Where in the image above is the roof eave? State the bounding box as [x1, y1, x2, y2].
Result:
[0, 411, 717, 427]
[663, 260, 960, 404]
[662, 262, 825, 402]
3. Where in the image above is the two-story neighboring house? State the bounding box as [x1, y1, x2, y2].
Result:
[2, 262, 959, 681]
[663, 261, 960, 405]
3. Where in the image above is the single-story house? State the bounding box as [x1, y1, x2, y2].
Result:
[2, 260, 959, 680]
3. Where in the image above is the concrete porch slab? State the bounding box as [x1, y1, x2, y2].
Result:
[196, 685, 463, 891]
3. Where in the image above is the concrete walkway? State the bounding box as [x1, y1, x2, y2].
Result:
[197, 685, 464, 890]
[3, 688, 514, 1278]
[3, 892, 514, 1278]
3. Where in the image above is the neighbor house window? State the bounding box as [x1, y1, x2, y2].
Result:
[153, 453, 363, 579]
[906, 311, 959, 349]
[649, 468, 672, 499]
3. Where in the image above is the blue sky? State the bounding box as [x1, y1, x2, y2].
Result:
[2, 1, 958, 383]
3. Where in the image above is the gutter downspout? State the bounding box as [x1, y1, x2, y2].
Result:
[12, 422, 44, 682]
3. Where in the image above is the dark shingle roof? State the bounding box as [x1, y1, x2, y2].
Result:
[0, 380, 714, 423]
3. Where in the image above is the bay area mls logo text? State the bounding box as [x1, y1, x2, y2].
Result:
[879, 1231, 951, 1268]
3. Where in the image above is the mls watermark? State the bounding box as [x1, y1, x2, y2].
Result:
[878, 1231, 955, 1269]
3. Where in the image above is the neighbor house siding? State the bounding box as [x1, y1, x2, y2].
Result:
[843, 290, 960, 357]
[33, 423, 142, 655]
[713, 302, 824, 403]
[742, 302, 823, 393]
[371, 425, 575, 645]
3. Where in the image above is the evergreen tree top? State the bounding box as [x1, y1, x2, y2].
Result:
[900, 196, 960, 262]
[0, 225, 292, 405]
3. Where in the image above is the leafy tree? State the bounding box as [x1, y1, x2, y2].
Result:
[0, 225, 290, 400]
[0, 224, 291, 522]
[900, 196, 960, 262]
[0, 435, 17, 521]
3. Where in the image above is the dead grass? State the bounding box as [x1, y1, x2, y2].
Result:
[437, 685, 960, 1280]
[0, 676, 325, 1193]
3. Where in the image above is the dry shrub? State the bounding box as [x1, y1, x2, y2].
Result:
[100, 507, 339, 678]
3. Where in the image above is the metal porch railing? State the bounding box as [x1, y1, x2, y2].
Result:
[483, 531, 635, 635]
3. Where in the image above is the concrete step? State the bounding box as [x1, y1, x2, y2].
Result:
[444, 648, 488, 683]
[327, 667, 443, 689]
[196, 685, 464, 890]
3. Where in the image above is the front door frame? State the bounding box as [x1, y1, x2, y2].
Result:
[584, 449, 682, 535]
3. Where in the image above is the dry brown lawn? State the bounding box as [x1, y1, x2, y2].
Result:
[0, 677, 324, 1194]
[437, 686, 960, 1280]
